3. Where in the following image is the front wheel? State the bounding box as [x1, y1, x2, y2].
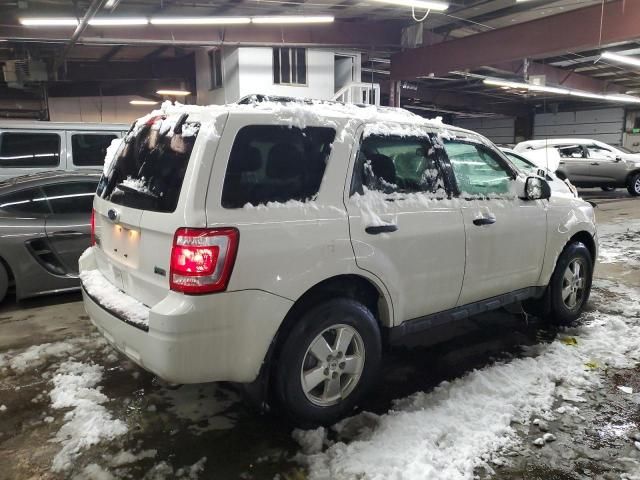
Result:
[274, 298, 381, 427]
[548, 242, 593, 325]
[627, 173, 640, 196]
[0, 262, 7, 304]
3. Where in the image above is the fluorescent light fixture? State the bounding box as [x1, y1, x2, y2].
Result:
[20, 17, 78, 26]
[156, 89, 191, 96]
[251, 15, 335, 24]
[89, 17, 148, 26]
[601, 51, 640, 68]
[150, 17, 251, 25]
[484, 77, 640, 104]
[130, 100, 158, 105]
[367, 0, 449, 12]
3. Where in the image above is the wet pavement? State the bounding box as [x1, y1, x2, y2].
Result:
[0, 188, 638, 480]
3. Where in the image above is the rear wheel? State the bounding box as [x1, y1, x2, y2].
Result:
[601, 186, 616, 192]
[274, 298, 381, 427]
[548, 242, 593, 325]
[627, 173, 640, 196]
[0, 262, 8, 304]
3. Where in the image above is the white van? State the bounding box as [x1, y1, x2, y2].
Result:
[0, 121, 127, 181]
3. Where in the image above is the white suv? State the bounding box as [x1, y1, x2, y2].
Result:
[80, 98, 597, 426]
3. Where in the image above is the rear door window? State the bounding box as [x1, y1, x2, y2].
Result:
[351, 134, 449, 196]
[0, 132, 61, 168]
[221, 125, 335, 208]
[97, 116, 200, 213]
[71, 133, 118, 167]
[42, 181, 98, 214]
[0, 187, 50, 215]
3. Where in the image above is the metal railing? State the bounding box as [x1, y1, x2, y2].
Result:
[332, 82, 381, 106]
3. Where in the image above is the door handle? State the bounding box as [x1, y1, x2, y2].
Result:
[365, 225, 398, 234]
[473, 216, 496, 226]
[590, 162, 599, 165]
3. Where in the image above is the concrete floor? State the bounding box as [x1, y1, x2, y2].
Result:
[0, 189, 638, 480]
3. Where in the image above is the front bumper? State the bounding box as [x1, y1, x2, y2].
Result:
[80, 248, 293, 384]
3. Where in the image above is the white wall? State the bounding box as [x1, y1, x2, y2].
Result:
[237, 48, 335, 101]
[195, 47, 240, 105]
[48, 95, 148, 124]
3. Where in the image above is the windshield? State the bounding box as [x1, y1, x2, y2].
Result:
[97, 115, 200, 213]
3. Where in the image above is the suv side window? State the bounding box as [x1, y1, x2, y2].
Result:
[0, 132, 60, 168]
[221, 125, 335, 208]
[352, 134, 448, 196]
[442, 140, 513, 196]
[557, 145, 586, 159]
[0, 187, 50, 215]
[41, 181, 98, 214]
[71, 134, 118, 167]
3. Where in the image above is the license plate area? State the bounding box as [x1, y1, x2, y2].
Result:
[102, 224, 140, 269]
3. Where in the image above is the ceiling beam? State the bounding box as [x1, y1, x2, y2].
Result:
[1, 21, 402, 48]
[391, 0, 640, 81]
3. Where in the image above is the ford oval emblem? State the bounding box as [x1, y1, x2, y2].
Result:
[107, 208, 119, 222]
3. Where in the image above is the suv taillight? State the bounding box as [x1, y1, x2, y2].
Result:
[170, 228, 239, 294]
[90, 209, 96, 246]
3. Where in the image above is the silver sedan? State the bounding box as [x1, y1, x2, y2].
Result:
[0, 170, 100, 302]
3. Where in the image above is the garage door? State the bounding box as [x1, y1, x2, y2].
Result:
[534, 107, 624, 145]
[453, 117, 515, 145]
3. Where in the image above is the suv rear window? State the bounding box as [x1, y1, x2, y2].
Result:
[0, 132, 60, 168]
[221, 125, 335, 208]
[97, 116, 200, 213]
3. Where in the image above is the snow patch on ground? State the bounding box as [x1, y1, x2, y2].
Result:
[598, 219, 640, 266]
[50, 361, 127, 472]
[79, 267, 149, 328]
[295, 281, 640, 480]
[293, 427, 327, 455]
[108, 449, 157, 467]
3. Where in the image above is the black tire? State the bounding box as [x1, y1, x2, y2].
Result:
[601, 186, 616, 192]
[627, 173, 640, 197]
[548, 242, 593, 325]
[0, 262, 7, 304]
[274, 298, 381, 427]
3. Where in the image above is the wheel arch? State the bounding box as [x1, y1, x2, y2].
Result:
[568, 230, 596, 265]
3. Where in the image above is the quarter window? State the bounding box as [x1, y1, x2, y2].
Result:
[442, 141, 513, 196]
[557, 145, 585, 159]
[0, 187, 50, 215]
[0, 132, 60, 168]
[273, 47, 307, 85]
[42, 181, 97, 214]
[353, 135, 447, 196]
[221, 125, 335, 208]
[71, 134, 118, 167]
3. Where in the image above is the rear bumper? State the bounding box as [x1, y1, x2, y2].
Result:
[80, 248, 293, 384]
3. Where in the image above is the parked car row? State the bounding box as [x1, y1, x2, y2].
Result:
[514, 138, 640, 196]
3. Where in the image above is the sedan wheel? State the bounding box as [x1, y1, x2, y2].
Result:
[628, 173, 640, 196]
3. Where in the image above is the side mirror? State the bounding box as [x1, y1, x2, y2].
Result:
[524, 176, 551, 200]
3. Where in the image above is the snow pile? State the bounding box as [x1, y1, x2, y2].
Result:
[103, 138, 124, 175]
[295, 282, 640, 480]
[79, 268, 149, 328]
[120, 176, 150, 194]
[49, 361, 127, 471]
[0, 337, 103, 373]
[293, 427, 327, 455]
[108, 449, 157, 467]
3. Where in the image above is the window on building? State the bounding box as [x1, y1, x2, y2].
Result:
[208, 49, 223, 90]
[71, 133, 118, 166]
[0, 132, 60, 168]
[273, 47, 307, 85]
